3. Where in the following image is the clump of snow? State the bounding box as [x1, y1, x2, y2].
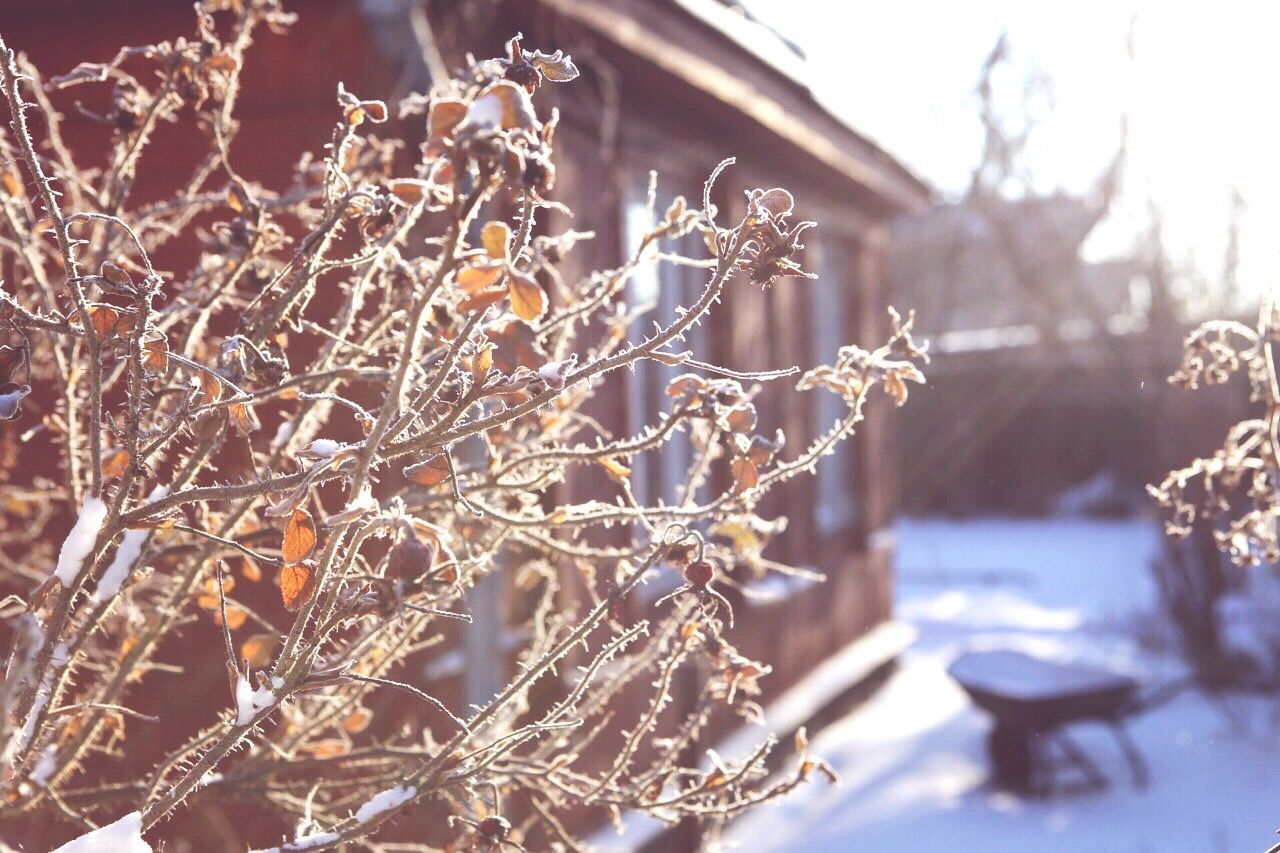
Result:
[52, 811, 150, 852]
[234, 675, 284, 726]
[354, 783, 416, 823]
[304, 438, 341, 457]
[2, 641, 69, 767]
[326, 486, 378, 525]
[54, 496, 108, 586]
[947, 649, 1133, 701]
[93, 486, 169, 603]
[537, 357, 575, 389]
[271, 419, 295, 450]
[250, 831, 340, 853]
[30, 745, 57, 787]
[0, 619, 47, 768]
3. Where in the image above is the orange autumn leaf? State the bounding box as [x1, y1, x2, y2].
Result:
[226, 183, 248, 213]
[88, 305, 120, 338]
[239, 555, 263, 583]
[280, 562, 317, 611]
[204, 52, 239, 74]
[342, 707, 373, 734]
[481, 221, 511, 260]
[388, 178, 430, 205]
[744, 435, 777, 467]
[113, 310, 134, 337]
[456, 263, 504, 294]
[722, 405, 757, 434]
[427, 98, 467, 143]
[207, 574, 235, 597]
[2, 170, 21, 198]
[116, 635, 139, 663]
[282, 508, 317, 564]
[4, 496, 31, 517]
[458, 288, 507, 313]
[405, 454, 450, 487]
[883, 371, 909, 406]
[214, 605, 247, 630]
[102, 447, 130, 479]
[229, 402, 260, 436]
[508, 272, 545, 322]
[486, 319, 545, 372]
[597, 456, 631, 482]
[432, 563, 459, 586]
[240, 633, 277, 668]
[196, 574, 235, 610]
[301, 738, 348, 758]
[141, 331, 169, 374]
[730, 457, 758, 493]
[199, 369, 224, 403]
[470, 342, 494, 379]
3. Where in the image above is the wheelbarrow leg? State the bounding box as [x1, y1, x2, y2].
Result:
[988, 724, 1035, 793]
[1109, 721, 1149, 788]
[1053, 729, 1108, 792]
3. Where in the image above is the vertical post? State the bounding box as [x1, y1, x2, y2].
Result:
[461, 433, 505, 709]
[464, 568, 506, 709]
[857, 225, 896, 629]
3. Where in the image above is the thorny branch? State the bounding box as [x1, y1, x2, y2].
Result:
[0, 6, 926, 850]
[1151, 289, 1280, 566]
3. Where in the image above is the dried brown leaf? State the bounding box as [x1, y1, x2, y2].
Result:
[405, 454, 451, 487]
[481, 221, 511, 260]
[240, 633, 277, 668]
[280, 561, 317, 611]
[457, 263, 505, 294]
[229, 402, 260, 436]
[458, 288, 507, 313]
[141, 331, 169, 374]
[508, 272, 545, 322]
[282, 507, 317, 564]
[598, 456, 631, 482]
[102, 447, 130, 479]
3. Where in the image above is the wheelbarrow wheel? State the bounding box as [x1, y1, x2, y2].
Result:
[988, 724, 1034, 792]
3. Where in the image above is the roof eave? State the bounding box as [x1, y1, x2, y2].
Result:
[538, 0, 933, 215]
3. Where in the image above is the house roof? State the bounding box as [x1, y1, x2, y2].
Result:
[537, 0, 933, 215]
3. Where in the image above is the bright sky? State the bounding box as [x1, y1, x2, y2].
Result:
[752, 0, 1280, 309]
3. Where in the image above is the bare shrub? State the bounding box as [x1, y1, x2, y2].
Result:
[0, 3, 925, 849]
[1150, 290, 1280, 686]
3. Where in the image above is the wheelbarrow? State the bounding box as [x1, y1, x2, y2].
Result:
[948, 649, 1183, 795]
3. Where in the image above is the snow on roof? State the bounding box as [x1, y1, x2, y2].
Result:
[670, 0, 811, 88]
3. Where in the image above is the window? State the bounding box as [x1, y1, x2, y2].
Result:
[623, 188, 702, 509]
[811, 238, 859, 536]
[622, 181, 706, 598]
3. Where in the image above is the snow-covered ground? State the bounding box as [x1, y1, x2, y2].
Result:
[723, 517, 1280, 853]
